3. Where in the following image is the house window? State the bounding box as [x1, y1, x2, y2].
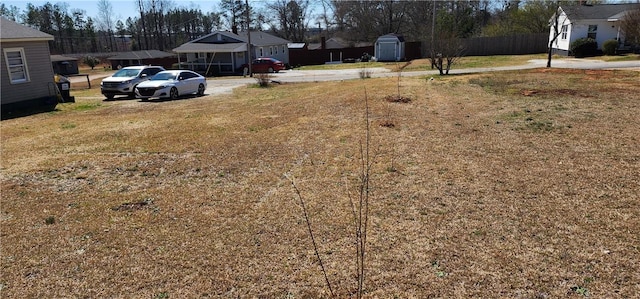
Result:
[259, 47, 263, 57]
[282, 45, 286, 54]
[561, 24, 568, 40]
[588, 25, 597, 39]
[3, 47, 29, 84]
[275, 46, 278, 55]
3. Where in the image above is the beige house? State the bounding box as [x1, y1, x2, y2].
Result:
[1, 17, 57, 117]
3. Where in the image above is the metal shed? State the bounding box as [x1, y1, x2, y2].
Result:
[375, 33, 405, 62]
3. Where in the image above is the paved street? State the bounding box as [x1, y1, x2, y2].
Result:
[69, 58, 640, 98]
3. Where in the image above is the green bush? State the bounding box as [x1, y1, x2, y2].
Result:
[602, 39, 618, 55]
[570, 38, 598, 57]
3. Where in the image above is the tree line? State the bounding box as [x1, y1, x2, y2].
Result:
[1, 0, 637, 55]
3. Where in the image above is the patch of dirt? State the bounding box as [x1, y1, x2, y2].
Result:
[521, 88, 589, 97]
[111, 199, 155, 211]
[379, 120, 395, 128]
[384, 95, 412, 103]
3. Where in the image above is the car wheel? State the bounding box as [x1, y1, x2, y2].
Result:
[268, 67, 274, 73]
[197, 84, 205, 96]
[170, 87, 179, 100]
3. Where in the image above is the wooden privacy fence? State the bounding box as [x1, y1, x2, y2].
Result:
[292, 34, 548, 66]
[460, 33, 549, 56]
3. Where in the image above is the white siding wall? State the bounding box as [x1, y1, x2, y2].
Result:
[251, 44, 289, 64]
[550, 12, 572, 51]
[569, 20, 618, 49]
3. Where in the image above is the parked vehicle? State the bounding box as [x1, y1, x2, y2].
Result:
[242, 58, 286, 73]
[135, 70, 206, 100]
[100, 65, 165, 99]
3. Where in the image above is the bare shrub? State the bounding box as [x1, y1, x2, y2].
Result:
[359, 67, 372, 79]
[254, 73, 272, 87]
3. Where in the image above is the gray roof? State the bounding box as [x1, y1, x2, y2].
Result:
[377, 33, 405, 43]
[173, 31, 290, 53]
[107, 50, 175, 60]
[51, 55, 78, 62]
[1, 17, 53, 41]
[561, 3, 640, 20]
[173, 42, 247, 53]
[236, 31, 291, 46]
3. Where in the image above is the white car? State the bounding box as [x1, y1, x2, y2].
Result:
[101, 65, 165, 99]
[135, 70, 206, 100]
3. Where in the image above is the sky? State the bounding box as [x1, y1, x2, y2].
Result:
[3, 0, 225, 22]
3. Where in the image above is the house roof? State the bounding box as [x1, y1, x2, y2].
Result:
[173, 42, 247, 53]
[107, 50, 175, 60]
[50, 55, 78, 62]
[561, 3, 640, 21]
[288, 43, 307, 49]
[1, 17, 54, 42]
[173, 30, 291, 53]
[236, 31, 291, 47]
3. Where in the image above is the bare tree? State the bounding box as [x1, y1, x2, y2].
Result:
[620, 7, 640, 50]
[547, 5, 571, 67]
[136, 0, 150, 49]
[52, 3, 69, 53]
[331, 1, 409, 42]
[220, 0, 250, 33]
[97, 0, 115, 51]
[267, 0, 311, 42]
[430, 33, 465, 75]
[318, 0, 335, 31]
[428, 1, 468, 75]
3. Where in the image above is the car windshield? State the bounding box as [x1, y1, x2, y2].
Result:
[112, 68, 142, 77]
[150, 73, 177, 80]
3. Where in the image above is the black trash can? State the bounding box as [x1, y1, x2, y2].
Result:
[55, 74, 75, 103]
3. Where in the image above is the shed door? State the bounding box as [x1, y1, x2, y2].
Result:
[378, 42, 396, 61]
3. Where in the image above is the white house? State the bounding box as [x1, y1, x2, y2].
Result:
[173, 31, 290, 75]
[549, 3, 640, 56]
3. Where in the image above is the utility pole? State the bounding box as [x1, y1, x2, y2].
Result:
[431, 0, 436, 69]
[246, 0, 252, 77]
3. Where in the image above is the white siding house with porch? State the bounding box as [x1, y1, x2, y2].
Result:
[173, 31, 290, 75]
[549, 3, 640, 56]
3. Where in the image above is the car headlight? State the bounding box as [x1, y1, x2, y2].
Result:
[122, 80, 131, 85]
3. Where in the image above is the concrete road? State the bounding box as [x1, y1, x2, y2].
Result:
[70, 58, 640, 98]
[207, 58, 639, 96]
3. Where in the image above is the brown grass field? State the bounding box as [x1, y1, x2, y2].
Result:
[1, 68, 639, 298]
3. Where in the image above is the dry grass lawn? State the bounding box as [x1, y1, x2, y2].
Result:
[1, 68, 639, 298]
